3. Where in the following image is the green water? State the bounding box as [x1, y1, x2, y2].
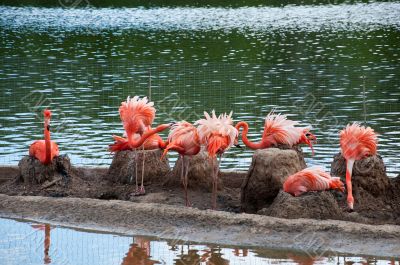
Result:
[0, 218, 398, 265]
[0, 1, 399, 176]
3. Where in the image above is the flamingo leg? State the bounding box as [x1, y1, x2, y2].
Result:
[180, 155, 185, 202]
[346, 159, 355, 210]
[134, 148, 139, 193]
[211, 157, 216, 210]
[211, 155, 221, 210]
[139, 145, 146, 195]
[184, 157, 191, 207]
[132, 147, 142, 196]
[215, 154, 223, 209]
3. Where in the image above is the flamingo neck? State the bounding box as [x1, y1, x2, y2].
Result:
[235, 121, 264, 150]
[300, 135, 315, 155]
[128, 124, 170, 149]
[345, 158, 355, 209]
[157, 138, 168, 149]
[44, 119, 51, 164]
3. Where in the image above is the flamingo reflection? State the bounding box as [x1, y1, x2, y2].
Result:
[31, 224, 51, 264]
[121, 236, 159, 265]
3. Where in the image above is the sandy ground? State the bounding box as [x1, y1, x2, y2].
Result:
[1, 194, 400, 258]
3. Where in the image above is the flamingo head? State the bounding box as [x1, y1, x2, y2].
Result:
[303, 128, 317, 144]
[44, 109, 52, 119]
[233, 136, 242, 148]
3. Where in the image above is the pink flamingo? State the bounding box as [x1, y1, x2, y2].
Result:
[161, 121, 201, 206]
[196, 111, 238, 210]
[110, 127, 170, 195]
[340, 123, 377, 210]
[29, 109, 59, 165]
[109, 96, 171, 195]
[235, 111, 316, 153]
[283, 167, 345, 196]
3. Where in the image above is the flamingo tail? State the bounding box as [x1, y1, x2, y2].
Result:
[161, 142, 184, 160]
[109, 135, 131, 152]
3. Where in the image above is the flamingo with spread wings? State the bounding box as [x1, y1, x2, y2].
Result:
[283, 167, 345, 196]
[161, 121, 201, 206]
[235, 111, 316, 154]
[29, 109, 59, 165]
[196, 111, 238, 210]
[340, 123, 377, 210]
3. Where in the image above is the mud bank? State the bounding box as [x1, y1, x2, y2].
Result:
[0, 194, 399, 258]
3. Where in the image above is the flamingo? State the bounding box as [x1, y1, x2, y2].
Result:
[110, 95, 171, 195]
[340, 123, 377, 210]
[161, 121, 201, 206]
[196, 111, 238, 210]
[235, 111, 316, 153]
[283, 167, 345, 196]
[29, 109, 59, 165]
[110, 126, 170, 195]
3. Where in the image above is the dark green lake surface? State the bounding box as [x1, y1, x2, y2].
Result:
[0, 2, 399, 175]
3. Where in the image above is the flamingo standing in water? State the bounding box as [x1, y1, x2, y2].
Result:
[29, 109, 59, 165]
[196, 111, 238, 210]
[109, 96, 171, 195]
[340, 123, 377, 210]
[235, 111, 316, 154]
[161, 121, 201, 206]
[283, 167, 345, 196]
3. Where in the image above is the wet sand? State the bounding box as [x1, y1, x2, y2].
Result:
[0, 194, 399, 257]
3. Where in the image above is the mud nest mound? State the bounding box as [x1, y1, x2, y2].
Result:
[0, 155, 89, 198]
[163, 150, 220, 191]
[18, 155, 72, 185]
[259, 190, 344, 220]
[331, 153, 400, 223]
[241, 146, 307, 213]
[107, 149, 170, 185]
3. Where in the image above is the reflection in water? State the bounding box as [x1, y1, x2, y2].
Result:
[31, 224, 51, 264]
[288, 253, 319, 265]
[233, 248, 248, 257]
[175, 246, 202, 265]
[121, 237, 159, 265]
[174, 245, 230, 265]
[0, 218, 398, 265]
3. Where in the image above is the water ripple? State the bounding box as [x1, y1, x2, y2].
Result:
[1, 3, 400, 32]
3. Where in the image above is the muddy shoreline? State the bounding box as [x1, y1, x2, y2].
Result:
[1, 194, 399, 258]
[1, 155, 399, 258]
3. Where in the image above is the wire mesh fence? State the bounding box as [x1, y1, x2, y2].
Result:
[0, 58, 399, 176]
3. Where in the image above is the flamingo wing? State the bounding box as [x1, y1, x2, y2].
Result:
[340, 123, 377, 160]
[29, 140, 59, 164]
[119, 96, 156, 135]
[283, 167, 344, 196]
[263, 111, 301, 147]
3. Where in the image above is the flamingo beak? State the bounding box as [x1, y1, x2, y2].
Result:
[234, 144, 242, 148]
